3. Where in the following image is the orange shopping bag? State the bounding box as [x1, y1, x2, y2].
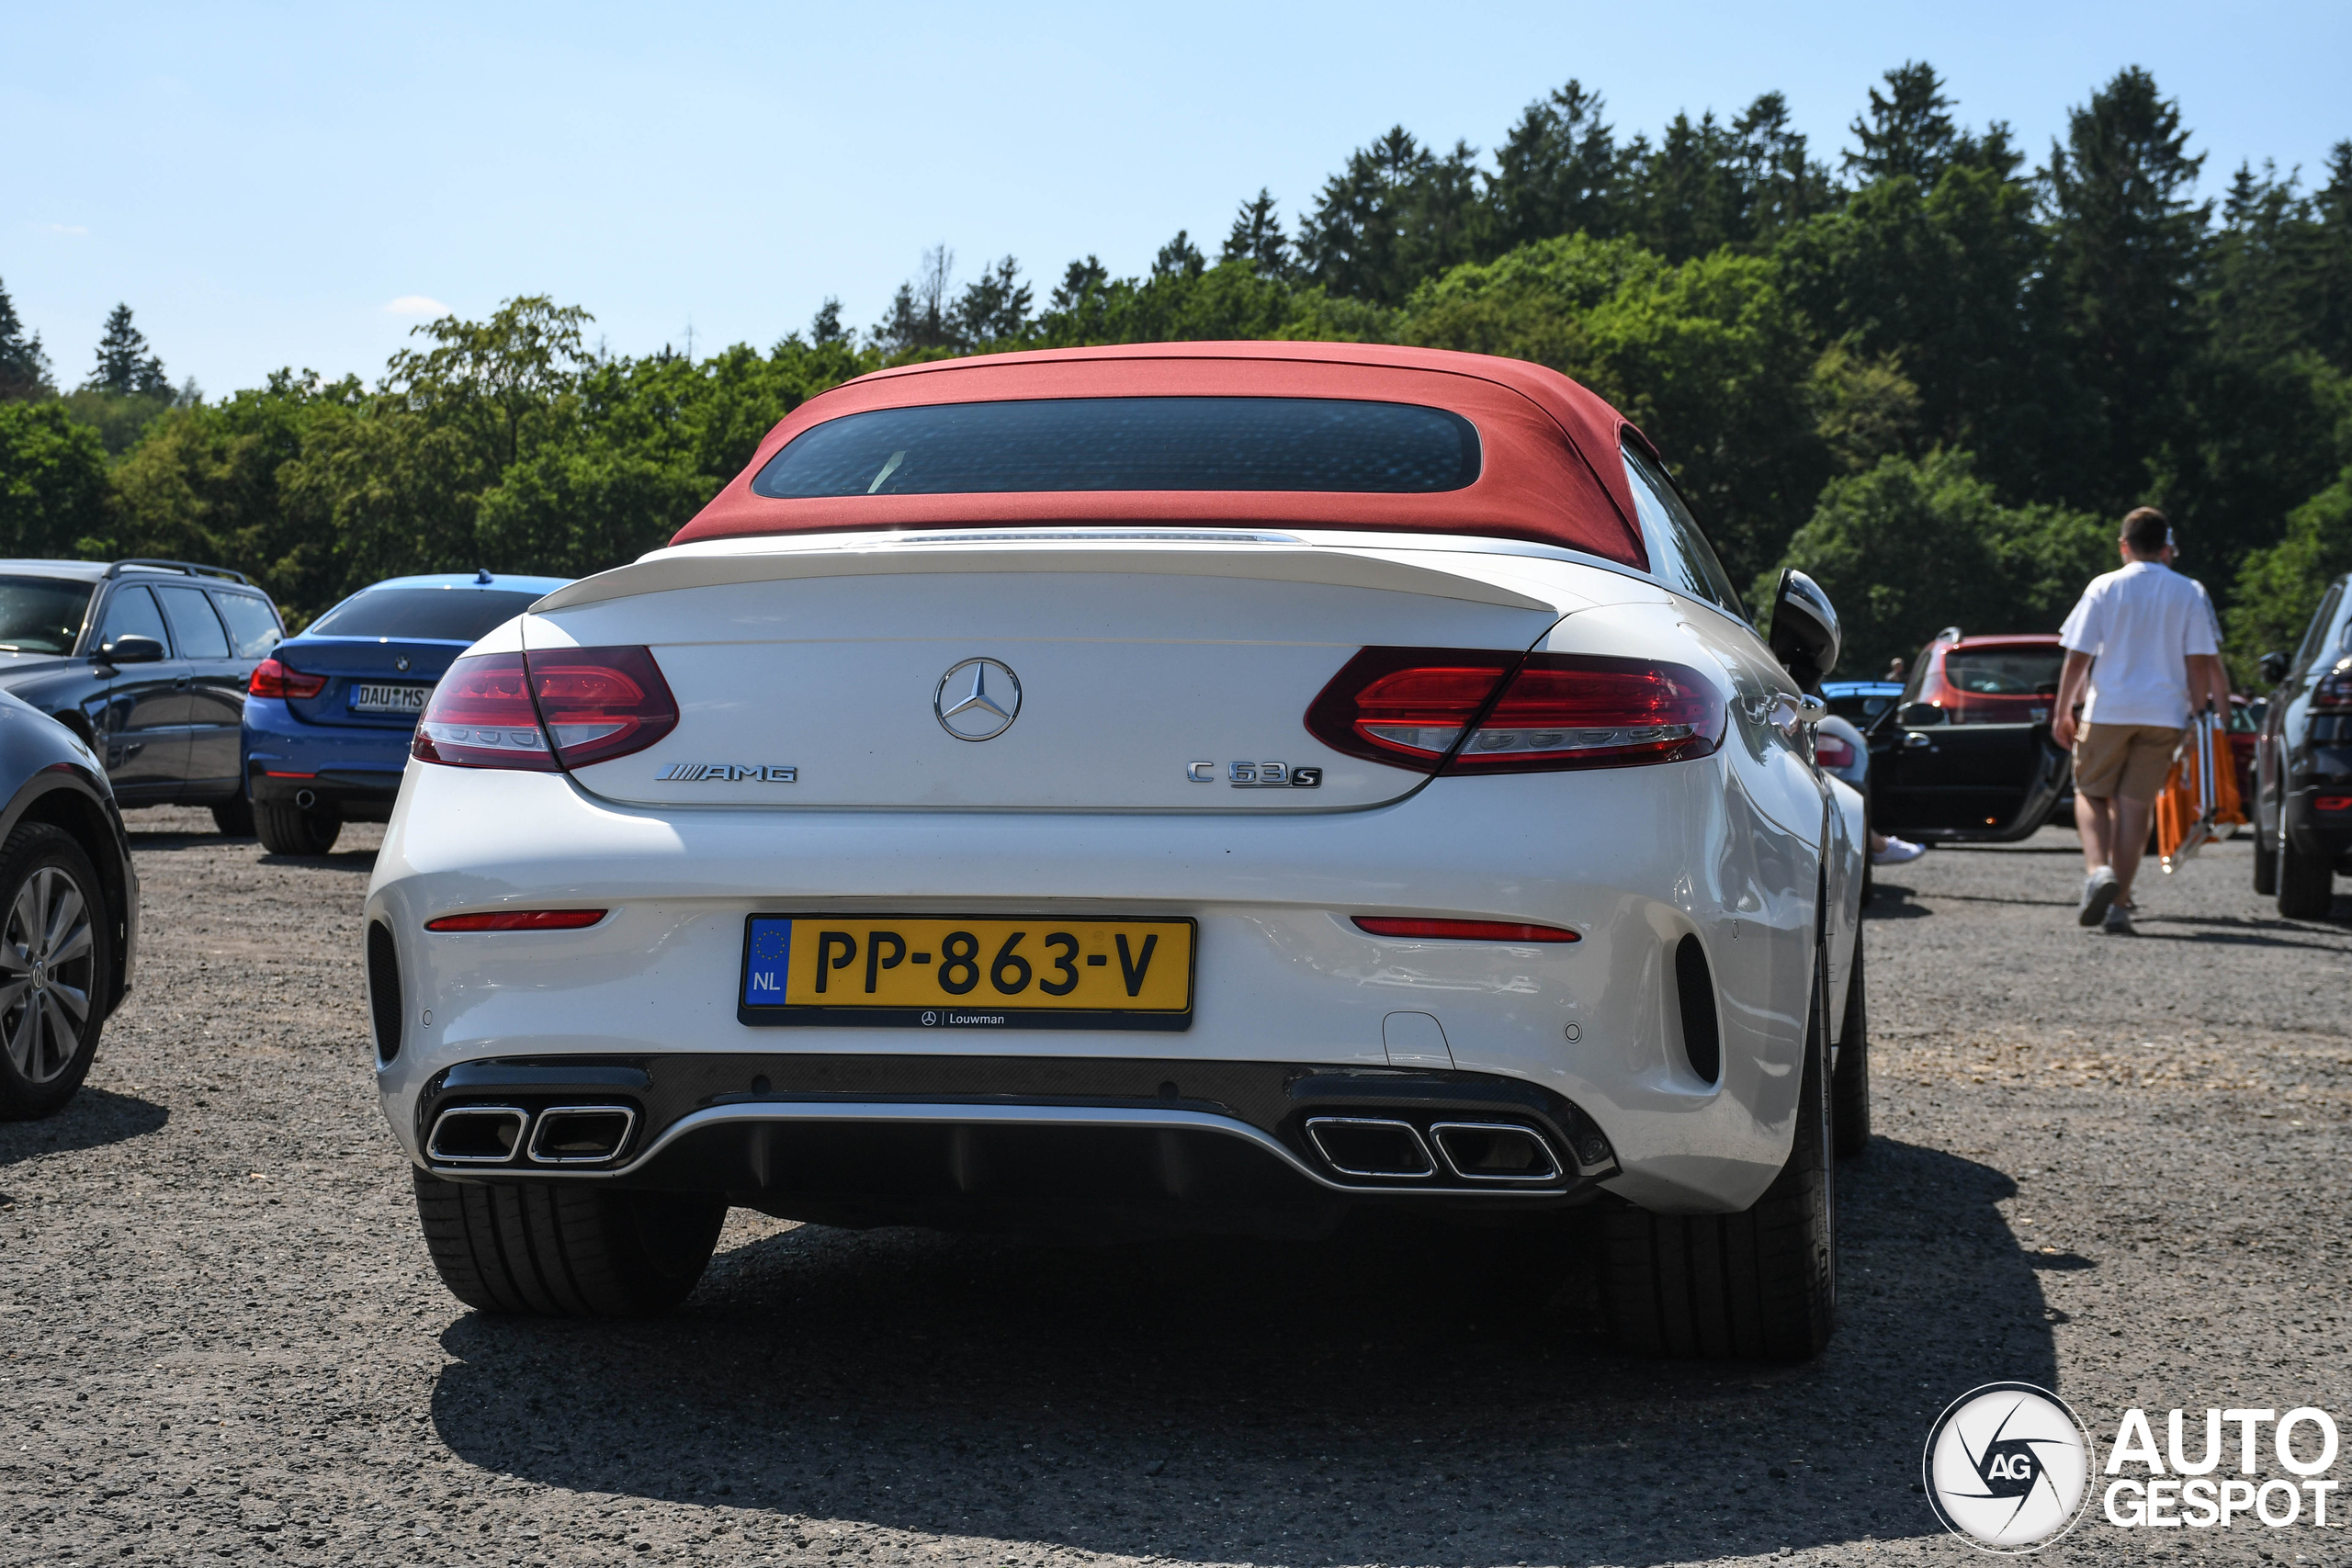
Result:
[2156, 708, 2242, 873]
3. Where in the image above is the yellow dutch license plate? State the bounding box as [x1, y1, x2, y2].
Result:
[739, 915, 1195, 1031]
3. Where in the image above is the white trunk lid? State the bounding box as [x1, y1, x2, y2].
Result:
[527, 533, 1599, 811]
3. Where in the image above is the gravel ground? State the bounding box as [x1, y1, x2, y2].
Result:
[4, 807, 2349, 1567]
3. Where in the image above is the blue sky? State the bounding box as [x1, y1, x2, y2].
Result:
[6, 0, 2347, 398]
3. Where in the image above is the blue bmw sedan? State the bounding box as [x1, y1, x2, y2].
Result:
[242, 571, 571, 853]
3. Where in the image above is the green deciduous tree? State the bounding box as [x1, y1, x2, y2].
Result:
[0, 401, 110, 558]
[1768, 448, 2111, 677]
[2228, 466, 2352, 668]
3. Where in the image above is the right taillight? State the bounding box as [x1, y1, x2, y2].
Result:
[248, 656, 326, 700]
[1814, 733, 1857, 769]
[1306, 648, 1725, 774]
[2313, 667, 2352, 711]
[413, 647, 678, 771]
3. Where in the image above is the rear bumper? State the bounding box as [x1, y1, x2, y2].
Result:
[407, 1053, 1620, 1235]
[242, 696, 410, 818]
[2283, 777, 2352, 863]
[368, 761, 1835, 1216]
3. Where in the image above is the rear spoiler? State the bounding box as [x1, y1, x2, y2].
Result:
[532, 536, 1555, 614]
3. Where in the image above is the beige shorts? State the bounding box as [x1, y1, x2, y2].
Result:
[2073, 722, 2183, 803]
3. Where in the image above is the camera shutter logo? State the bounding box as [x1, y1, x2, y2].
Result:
[1923, 1382, 2093, 1551]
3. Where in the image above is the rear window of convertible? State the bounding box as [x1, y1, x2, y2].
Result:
[749, 397, 1483, 497]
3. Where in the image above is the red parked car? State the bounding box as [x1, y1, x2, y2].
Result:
[1867, 630, 2073, 840]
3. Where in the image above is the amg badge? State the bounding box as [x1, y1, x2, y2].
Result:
[658, 763, 798, 783]
[1188, 761, 1322, 788]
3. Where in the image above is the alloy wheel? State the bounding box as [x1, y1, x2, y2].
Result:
[0, 865, 95, 1084]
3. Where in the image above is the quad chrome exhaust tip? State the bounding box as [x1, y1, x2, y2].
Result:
[424, 1103, 638, 1167]
[424, 1105, 529, 1164]
[1428, 1122, 1562, 1182]
[525, 1105, 639, 1166]
[1303, 1116, 1437, 1179]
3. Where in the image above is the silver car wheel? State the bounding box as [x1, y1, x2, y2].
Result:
[0, 864, 95, 1085]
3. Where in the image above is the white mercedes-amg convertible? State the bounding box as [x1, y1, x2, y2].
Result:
[367, 342, 1868, 1359]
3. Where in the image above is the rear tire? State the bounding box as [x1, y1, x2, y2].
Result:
[0, 824, 114, 1121]
[1832, 926, 1871, 1158]
[2278, 833, 2335, 920]
[2253, 810, 2279, 897]
[411, 1168, 726, 1317]
[210, 795, 254, 838]
[254, 798, 342, 855]
[1600, 940, 1836, 1360]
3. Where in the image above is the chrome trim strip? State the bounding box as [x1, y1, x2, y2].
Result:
[426, 1101, 1567, 1197]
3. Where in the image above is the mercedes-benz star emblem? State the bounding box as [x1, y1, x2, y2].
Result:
[933, 658, 1022, 741]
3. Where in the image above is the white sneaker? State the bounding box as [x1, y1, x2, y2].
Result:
[1871, 837, 1927, 865]
[2078, 865, 2120, 928]
[2103, 901, 2137, 936]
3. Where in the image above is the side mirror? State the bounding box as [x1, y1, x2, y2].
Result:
[97, 635, 165, 665]
[1898, 701, 1947, 728]
[1767, 569, 1841, 691]
[2259, 650, 2290, 686]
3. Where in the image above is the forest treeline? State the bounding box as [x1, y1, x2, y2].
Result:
[2, 62, 2349, 676]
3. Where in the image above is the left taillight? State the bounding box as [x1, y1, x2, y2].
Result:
[2312, 667, 2352, 712]
[413, 647, 677, 771]
[248, 657, 326, 700]
[1306, 648, 1726, 774]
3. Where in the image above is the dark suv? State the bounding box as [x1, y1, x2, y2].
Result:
[2254, 572, 2352, 918]
[0, 559, 285, 833]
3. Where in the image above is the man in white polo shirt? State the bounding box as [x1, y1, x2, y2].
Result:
[2052, 507, 2232, 934]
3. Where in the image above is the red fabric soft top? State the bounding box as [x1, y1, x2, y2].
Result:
[671, 341, 1648, 569]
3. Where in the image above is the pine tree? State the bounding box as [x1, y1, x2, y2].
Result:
[2041, 66, 2211, 513]
[808, 299, 848, 345]
[86, 303, 169, 395]
[1151, 231, 1205, 280]
[1845, 62, 1960, 184]
[1297, 127, 1432, 304]
[1220, 191, 1294, 279]
[1049, 256, 1110, 314]
[953, 257, 1034, 342]
[0, 276, 54, 401]
[872, 246, 961, 355]
[1487, 81, 1622, 252]
[2312, 141, 2352, 371]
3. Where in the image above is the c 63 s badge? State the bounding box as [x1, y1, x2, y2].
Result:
[658, 763, 798, 783]
[1189, 761, 1321, 788]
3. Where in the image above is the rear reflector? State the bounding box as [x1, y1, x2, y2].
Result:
[424, 909, 608, 931]
[1353, 917, 1579, 942]
[248, 657, 326, 700]
[2316, 795, 2352, 812]
[414, 647, 677, 772]
[1306, 648, 1725, 773]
